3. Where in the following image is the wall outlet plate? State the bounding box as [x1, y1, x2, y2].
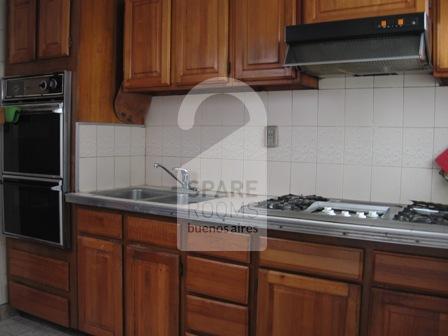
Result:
[266, 126, 279, 148]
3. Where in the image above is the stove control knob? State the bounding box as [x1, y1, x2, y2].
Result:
[368, 211, 379, 219]
[357, 212, 367, 219]
[341, 211, 351, 217]
[328, 210, 336, 216]
[323, 207, 332, 212]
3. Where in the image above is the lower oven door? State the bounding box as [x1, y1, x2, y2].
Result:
[1, 176, 67, 247]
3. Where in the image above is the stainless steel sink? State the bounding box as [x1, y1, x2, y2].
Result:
[92, 187, 222, 204]
[93, 187, 174, 201]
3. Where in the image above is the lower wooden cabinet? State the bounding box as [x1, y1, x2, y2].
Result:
[368, 289, 448, 336]
[125, 245, 180, 336]
[78, 236, 123, 336]
[256, 269, 361, 336]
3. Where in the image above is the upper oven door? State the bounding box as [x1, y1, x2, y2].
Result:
[3, 103, 64, 179]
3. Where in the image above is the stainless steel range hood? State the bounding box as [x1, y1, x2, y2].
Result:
[285, 13, 432, 77]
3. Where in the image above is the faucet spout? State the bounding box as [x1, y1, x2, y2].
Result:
[153, 163, 197, 192]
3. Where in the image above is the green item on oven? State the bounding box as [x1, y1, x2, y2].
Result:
[4, 106, 20, 123]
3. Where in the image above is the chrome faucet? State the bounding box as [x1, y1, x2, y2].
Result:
[153, 163, 197, 193]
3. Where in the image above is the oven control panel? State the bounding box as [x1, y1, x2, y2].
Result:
[2, 73, 65, 101]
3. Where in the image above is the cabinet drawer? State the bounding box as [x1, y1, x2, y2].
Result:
[9, 281, 70, 327]
[77, 207, 122, 239]
[373, 252, 448, 295]
[126, 215, 178, 249]
[9, 248, 69, 292]
[186, 224, 251, 263]
[186, 295, 248, 336]
[186, 256, 249, 304]
[260, 238, 363, 281]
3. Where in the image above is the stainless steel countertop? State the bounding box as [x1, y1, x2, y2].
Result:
[66, 190, 448, 249]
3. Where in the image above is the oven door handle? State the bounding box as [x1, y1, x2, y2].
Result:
[2, 174, 62, 184]
[4, 102, 63, 114]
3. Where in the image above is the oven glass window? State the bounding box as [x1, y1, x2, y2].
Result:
[4, 112, 61, 176]
[3, 179, 61, 245]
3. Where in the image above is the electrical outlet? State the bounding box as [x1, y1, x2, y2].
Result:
[266, 126, 279, 148]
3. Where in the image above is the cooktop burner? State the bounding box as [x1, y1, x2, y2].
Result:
[394, 201, 448, 225]
[253, 194, 329, 211]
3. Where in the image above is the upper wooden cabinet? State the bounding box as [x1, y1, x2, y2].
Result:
[303, 0, 427, 23]
[433, 0, 448, 79]
[233, 0, 297, 82]
[172, 0, 229, 86]
[369, 289, 448, 336]
[8, 0, 37, 64]
[8, 0, 70, 64]
[37, 0, 70, 59]
[257, 269, 361, 336]
[124, 0, 172, 89]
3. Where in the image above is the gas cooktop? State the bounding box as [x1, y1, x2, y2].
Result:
[246, 195, 448, 225]
[394, 201, 448, 226]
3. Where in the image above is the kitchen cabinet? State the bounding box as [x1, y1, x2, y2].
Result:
[233, 0, 297, 83]
[125, 246, 179, 336]
[172, 0, 229, 86]
[8, 0, 70, 64]
[8, 0, 37, 64]
[368, 289, 448, 336]
[37, 0, 71, 59]
[433, 0, 448, 81]
[77, 236, 123, 336]
[303, 0, 427, 23]
[123, 0, 172, 90]
[257, 269, 361, 336]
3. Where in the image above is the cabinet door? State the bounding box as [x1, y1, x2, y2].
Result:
[78, 236, 123, 336]
[172, 0, 229, 86]
[257, 269, 360, 336]
[124, 0, 171, 90]
[434, 0, 448, 77]
[234, 0, 296, 82]
[369, 289, 448, 336]
[304, 0, 426, 23]
[8, 0, 37, 64]
[38, 0, 70, 59]
[126, 245, 179, 336]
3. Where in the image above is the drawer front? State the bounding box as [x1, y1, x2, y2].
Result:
[126, 215, 178, 249]
[374, 252, 448, 295]
[186, 295, 248, 336]
[186, 256, 249, 304]
[9, 248, 69, 292]
[186, 224, 251, 263]
[260, 238, 363, 281]
[77, 207, 122, 239]
[9, 281, 70, 327]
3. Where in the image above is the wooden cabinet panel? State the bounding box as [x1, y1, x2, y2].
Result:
[77, 207, 123, 240]
[234, 0, 296, 82]
[434, 0, 448, 77]
[126, 246, 179, 336]
[304, 0, 426, 23]
[373, 252, 448, 295]
[78, 236, 123, 336]
[186, 295, 249, 336]
[8, 0, 37, 64]
[9, 281, 70, 327]
[126, 215, 178, 249]
[260, 238, 364, 281]
[124, 0, 171, 89]
[257, 269, 360, 336]
[38, 0, 70, 59]
[9, 248, 69, 292]
[368, 289, 448, 336]
[172, 0, 229, 86]
[186, 256, 249, 304]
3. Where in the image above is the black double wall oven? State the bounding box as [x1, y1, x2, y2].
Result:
[1, 72, 71, 247]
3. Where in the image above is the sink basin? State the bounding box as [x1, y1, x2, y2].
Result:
[149, 193, 220, 205]
[93, 188, 174, 201]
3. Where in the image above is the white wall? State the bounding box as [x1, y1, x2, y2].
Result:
[0, 0, 8, 305]
[144, 74, 448, 204]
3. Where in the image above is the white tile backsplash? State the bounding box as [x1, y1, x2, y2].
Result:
[77, 74, 448, 204]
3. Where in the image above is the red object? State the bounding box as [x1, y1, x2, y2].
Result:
[436, 149, 448, 173]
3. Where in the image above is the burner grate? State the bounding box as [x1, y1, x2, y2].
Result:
[394, 201, 448, 225]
